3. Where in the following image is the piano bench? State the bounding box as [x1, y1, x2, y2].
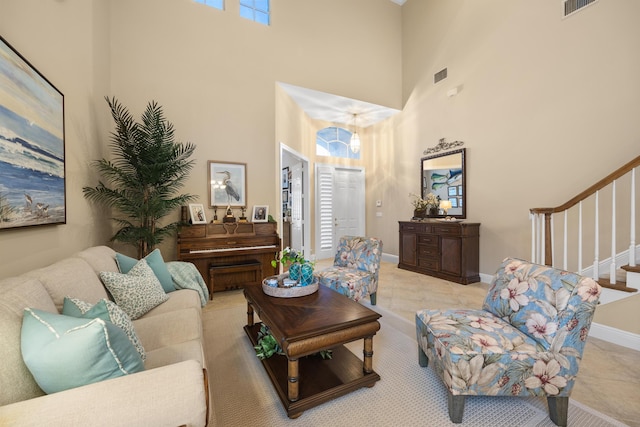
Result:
[209, 259, 263, 296]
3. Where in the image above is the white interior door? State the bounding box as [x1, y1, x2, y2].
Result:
[315, 165, 365, 260]
[290, 162, 304, 253]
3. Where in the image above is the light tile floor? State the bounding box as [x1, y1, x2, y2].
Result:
[210, 260, 640, 426]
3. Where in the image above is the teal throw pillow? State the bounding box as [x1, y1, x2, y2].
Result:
[116, 249, 176, 293]
[100, 258, 169, 320]
[63, 297, 146, 361]
[21, 308, 144, 394]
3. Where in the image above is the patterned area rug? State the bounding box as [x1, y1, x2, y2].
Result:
[203, 300, 628, 427]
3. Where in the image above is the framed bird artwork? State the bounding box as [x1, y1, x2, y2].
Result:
[208, 161, 247, 208]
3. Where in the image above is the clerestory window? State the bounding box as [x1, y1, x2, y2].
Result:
[194, 0, 224, 10]
[316, 127, 360, 160]
[240, 0, 270, 25]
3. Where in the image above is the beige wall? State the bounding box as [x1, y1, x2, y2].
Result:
[594, 294, 640, 335]
[0, 0, 112, 277]
[368, 0, 640, 276]
[0, 0, 401, 275]
[108, 0, 402, 259]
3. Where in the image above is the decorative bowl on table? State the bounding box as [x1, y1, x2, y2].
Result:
[261, 273, 319, 298]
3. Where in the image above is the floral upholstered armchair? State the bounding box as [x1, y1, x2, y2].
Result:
[416, 258, 601, 426]
[315, 236, 383, 305]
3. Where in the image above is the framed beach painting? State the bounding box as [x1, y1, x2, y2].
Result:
[0, 36, 65, 229]
[208, 161, 246, 208]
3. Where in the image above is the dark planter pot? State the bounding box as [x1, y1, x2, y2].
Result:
[414, 209, 427, 218]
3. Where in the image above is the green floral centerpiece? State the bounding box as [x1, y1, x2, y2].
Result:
[271, 247, 316, 286]
[410, 192, 440, 218]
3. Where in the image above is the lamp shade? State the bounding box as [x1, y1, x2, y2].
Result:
[440, 200, 452, 211]
[350, 132, 361, 153]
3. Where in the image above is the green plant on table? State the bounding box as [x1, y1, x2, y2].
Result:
[254, 324, 332, 360]
[270, 247, 314, 269]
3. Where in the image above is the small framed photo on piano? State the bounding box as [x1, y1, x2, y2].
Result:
[252, 205, 268, 223]
[189, 203, 207, 224]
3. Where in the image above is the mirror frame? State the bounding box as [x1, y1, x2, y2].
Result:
[420, 148, 466, 219]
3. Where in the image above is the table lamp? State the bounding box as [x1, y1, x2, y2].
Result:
[439, 200, 452, 216]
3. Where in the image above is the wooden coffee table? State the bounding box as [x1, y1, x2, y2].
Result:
[243, 284, 381, 418]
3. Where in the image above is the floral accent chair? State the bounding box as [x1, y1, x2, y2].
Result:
[315, 236, 383, 305]
[415, 258, 601, 426]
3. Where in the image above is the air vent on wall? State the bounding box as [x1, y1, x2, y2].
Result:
[563, 0, 598, 18]
[434, 68, 447, 84]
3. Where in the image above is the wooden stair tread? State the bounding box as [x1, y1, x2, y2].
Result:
[621, 264, 640, 274]
[597, 278, 638, 293]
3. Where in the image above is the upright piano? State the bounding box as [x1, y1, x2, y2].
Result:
[177, 222, 280, 297]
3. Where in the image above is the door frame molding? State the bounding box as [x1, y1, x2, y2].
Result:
[279, 142, 310, 258]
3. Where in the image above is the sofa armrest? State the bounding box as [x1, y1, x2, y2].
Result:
[0, 360, 208, 427]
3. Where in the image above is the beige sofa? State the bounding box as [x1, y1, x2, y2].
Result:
[0, 246, 209, 427]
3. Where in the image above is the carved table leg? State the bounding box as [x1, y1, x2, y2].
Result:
[246, 302, 254, 326]
[363, 336, 374, 373]
[287, 358, 299, 402]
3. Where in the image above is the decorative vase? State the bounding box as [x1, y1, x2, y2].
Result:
[288, 262, 301, 281]
[413, 209, 427, 218]
[299, 262, 314, 286]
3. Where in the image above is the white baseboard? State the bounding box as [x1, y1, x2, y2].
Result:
[589, 322, 640, 352]
[382, 253, 398, 264]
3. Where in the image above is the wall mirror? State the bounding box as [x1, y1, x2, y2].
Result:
[421, 148, 466, 219]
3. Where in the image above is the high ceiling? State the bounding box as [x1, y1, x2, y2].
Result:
[278, 83, 401, 129]
[278, 1, 405, 128]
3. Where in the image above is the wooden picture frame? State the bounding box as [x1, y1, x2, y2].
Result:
[208, 161, 246, 207]
[282, 167, 289, 189]
[189, 203, 207, 224]
[0, 36, 66, 230]
[252, 205, 268, 223]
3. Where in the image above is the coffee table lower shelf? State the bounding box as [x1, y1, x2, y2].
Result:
[243, 322, 380, 418]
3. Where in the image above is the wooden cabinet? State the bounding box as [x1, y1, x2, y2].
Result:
[398, 221, 480, 284]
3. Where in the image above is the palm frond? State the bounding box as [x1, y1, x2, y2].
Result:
[84, 97, 197, 257]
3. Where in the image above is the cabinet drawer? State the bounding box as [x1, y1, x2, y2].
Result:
[417, 234, 438, 246]
[418, 258, 439, 270]
[433, 224, 462, 236]
[418, 246, 438, 258]
[400, 222, 426, 233]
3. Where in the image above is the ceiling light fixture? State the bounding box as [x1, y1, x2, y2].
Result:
[350, 113, 361, 154]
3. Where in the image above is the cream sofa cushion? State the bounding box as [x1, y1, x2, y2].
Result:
[74, 246, 118, 273]
[143, 289, 201, 318]
[0, 276, 56, 405]
[24, 258, 110, 312]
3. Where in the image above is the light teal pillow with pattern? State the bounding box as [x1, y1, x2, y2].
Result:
[116, 249, 176, 293]
[99, 259, 169, 320]
[21, 308, 144, 394]
[63, 297, 146, 361]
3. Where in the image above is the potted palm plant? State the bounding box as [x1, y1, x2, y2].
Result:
[83, 97, 196, 258]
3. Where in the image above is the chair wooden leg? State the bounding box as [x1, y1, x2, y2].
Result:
[447, 392, 465, 423]
[547, 396, 568, 427]
[369, 292, 377, 305]
[418, 346, 429, 367]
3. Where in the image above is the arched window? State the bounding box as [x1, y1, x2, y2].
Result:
[316, 127, 360, 160]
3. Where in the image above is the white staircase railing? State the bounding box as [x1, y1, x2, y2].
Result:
[530, 156, 640, 293]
